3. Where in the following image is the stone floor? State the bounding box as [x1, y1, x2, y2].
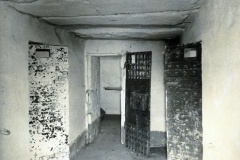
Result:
[73, 115, 167, 160]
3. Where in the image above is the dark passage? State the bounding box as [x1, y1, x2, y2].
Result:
[73, 115, 166, 160]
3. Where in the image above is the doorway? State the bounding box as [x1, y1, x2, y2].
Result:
[85, 51, 156, 157]
[85, 53, 126, 145]
[100, 56, 122, 116]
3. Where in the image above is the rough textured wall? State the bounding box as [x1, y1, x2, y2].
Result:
[85, 40, 166, 146]
[182, 0, 240, 159]
[0, 4, 85, 160]
[89, 56, 100, 122]
[86, 56, 100, 143]
[55, 29, 86, 146]
[100, 57, 121, 115]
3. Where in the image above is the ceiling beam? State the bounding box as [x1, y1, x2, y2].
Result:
[58, 24, 189, 30]
[73, 27, 184, 40]
[41, 10, 197, 26]
[6, 0, 204, 17]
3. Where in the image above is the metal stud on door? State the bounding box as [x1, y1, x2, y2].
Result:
[125, 52, 151, 157]
[165, 43, 202, 160]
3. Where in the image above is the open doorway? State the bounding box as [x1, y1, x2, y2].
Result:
[100, 56, 122, 116]
[82, 47, 169, 158]
[99, 55, 122, 142]
[85, 53, 125, 146]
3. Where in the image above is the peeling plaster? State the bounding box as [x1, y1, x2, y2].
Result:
[28, 44, 69, 160]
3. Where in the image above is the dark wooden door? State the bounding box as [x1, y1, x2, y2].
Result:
[125, 51, 151, 157]
[165, 42, 202, 160]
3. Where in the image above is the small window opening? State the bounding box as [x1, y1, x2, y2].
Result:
[35, 49, 50, 58]
[131, 55, 136, 64]
[184, 48, 197, 58]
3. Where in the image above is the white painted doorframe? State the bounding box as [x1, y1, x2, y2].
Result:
[85, 52, 126, 144]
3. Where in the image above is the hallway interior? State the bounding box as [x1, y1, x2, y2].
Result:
[73, 115, 167, 160]
[1, 1, 240, 160]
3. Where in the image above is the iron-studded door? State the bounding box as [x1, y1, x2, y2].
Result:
[28, 44, 69, 160]
[165, 42, 202, 160]
[125, 52, 151, 157]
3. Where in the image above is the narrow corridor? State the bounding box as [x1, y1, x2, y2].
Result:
[73, 116, 167, 160]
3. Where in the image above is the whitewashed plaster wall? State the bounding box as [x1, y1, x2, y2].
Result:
[0, 4, 85, 160]
[182, 0, 240, 159]
[100, 57, 121, 115]
[88, 56, 101, 123]
[85, 40, 166, 132]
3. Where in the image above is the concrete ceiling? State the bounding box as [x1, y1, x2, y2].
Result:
[4, 0, 206, 40]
